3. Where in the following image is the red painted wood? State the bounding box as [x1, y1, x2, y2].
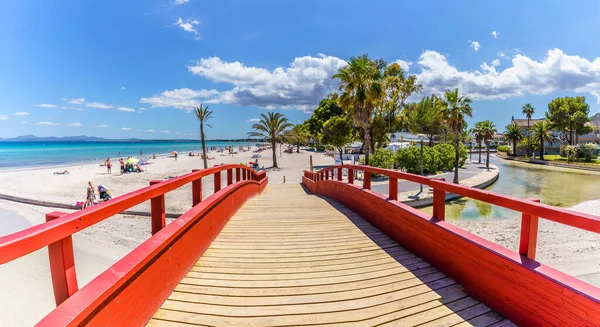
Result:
[302, 173, 600, 327]
[520, 198, 540, 260]
[388, 177, 398, 200]
[191, 173, 202, 207]
[236, 168, 241, 182]
[0, 164, 259, 265]
[149, 180, 166, 235]
[46, 211, 78, 306]
[214, 171, 221, 192]
[37, 177, 268, 326]
[363, 172, 371, 190]
[337, 167, 342, 181]
[433, 188, 445, 221]
[348, 169, 354, 184]
[227, 169, 233, 185]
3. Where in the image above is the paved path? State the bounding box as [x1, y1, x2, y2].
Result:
[150, 184, 512, 326]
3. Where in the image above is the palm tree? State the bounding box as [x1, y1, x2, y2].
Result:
[522, 103, 535, 157]
[472, 121, 485, 163]
[531, 121, 554, 160]
[333, 54, 383, 165]
[503, 123, 524, 156]
[481, 120, 497, 170]
[248, 112, 293, 168]
[439, 88, 473, 184]
[285, 124, 309, 153]
[193, 104, 213, 169]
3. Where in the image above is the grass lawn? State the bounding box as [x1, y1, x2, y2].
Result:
[542, 154, 600, 166]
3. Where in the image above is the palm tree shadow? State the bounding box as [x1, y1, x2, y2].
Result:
[298, 185, 507, 324]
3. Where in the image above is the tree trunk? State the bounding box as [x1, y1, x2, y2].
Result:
[272, 141, 278, 168]
[296, 143, 300, 153]
[512, 140, 516, 157]
[338, 147, 344, 165]
[363, 125, 371, 165]
[478, 142, 482, 163]
[486, 142, 490, 170]
[453, 134, 460, 184]
[540, 140, 545, 160]
[200, 125, 207, 169]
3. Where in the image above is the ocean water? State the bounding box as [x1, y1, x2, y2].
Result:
[0, 141, 256, 168]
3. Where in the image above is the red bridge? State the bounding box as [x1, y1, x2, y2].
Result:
[1, 164, 599, 326]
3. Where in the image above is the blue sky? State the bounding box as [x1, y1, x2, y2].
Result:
[1, 0, 600, 139]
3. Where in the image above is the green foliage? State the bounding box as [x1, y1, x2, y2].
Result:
[407, 95, 444, 145]
[459, 143, 468, 166]
[564, 145, 578, 162]
[305, 96, 343, 137]
[580, 143, 598, 162]
[247, 112, 293, 168]
[387, 144, 466, 175]
[368, 148, 396, 169]
[531, 120, 554, 160]
[433, 143, 454, 171]
[371, 114, 389, 148]
[321, 116, 353, 164]
[497, 145, 511, 154]
[503, 123, 523, 155]
[546, 96, 592, 145]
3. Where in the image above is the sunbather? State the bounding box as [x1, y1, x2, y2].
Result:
[53, 170, 70, 175]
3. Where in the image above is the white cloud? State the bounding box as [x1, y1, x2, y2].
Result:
[121, 87, 126, 90]
[21, 121, 27, 124]
[159, 130, 170, 134]
[95, 124, 108, 128]
[175, 17, 200, 35]
[144, 129, 155, 133]
[394, 59, 412, 72]
[174, 0, 189, 4]
[139, 107, 146, 111]
[0, 115, 9, 121]
[121, 127, 132, 131]
[118, 107, 136, 112]
[246, 118, 260, 122]
[13, 112, 29, 116]
[36, 104, 56, 108]
[60, 106, 84, 111]
[62, 98, 85, 105]
[140, 88, 219, 110]
[86, 102, 114, 109]
[469, 41, 481, 51]
[491, 30, 499, 39]
[498, 52, 506, 58]
[37, 121, 55, 126]
[187, 54, 347, 111]
[67, 122, 82, 127]
[490, 59, 501, 67]
[413, 48, 600, 102]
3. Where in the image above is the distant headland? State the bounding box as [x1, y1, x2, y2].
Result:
[0, 134, 265, 143]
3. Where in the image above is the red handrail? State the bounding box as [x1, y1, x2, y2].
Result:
[0, 164, 266, 310]
[304, 165, 600, 236]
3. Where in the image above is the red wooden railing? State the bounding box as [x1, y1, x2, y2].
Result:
[0, 164, 267, 326]
[303, 165, 600, 326]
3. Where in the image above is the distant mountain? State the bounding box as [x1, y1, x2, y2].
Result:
[0, 135, 266, 142]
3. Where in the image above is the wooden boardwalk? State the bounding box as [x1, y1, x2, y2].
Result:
[149, 184, 514, 327]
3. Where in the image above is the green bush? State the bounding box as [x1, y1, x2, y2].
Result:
[433, 144, 454, 171]
[459, 143, 468, 166]
[368, 148, 395, 169]
[580, 143, 598, 162]
[497, 145, 511, 154]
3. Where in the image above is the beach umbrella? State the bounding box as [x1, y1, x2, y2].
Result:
[172, 151, 177, 154]
[126, 157, 139, 164]
[251, 154, 262, 159]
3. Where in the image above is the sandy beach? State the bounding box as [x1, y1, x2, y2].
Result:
[0, 147, 333, 326]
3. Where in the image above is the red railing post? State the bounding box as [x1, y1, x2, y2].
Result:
[348, 168, 354, 184]
[46, 211, 78, 306]
[214, 171, 221, 192]
[389, 177, 398, 200]
[433, 188, 446, 221]
[149, 180, 165, 235]
[227, 169, 233, 186]
[520, 198, 541, 260]
[242, 169, 247, 181]
[363, 170, 371, 190]
[236, 168, 241, 182]
[191, 169, 202, 206]
[337, 167, 342, 181]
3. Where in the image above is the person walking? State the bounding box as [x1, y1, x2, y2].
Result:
[105, 158, 112, 175]
[84, 181, 96, 209]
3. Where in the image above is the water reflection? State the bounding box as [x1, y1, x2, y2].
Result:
[421, 156, 600, 221]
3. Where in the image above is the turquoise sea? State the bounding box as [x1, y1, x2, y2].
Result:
[0, 141, 255, 168]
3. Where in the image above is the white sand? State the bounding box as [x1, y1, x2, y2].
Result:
[0, 147, 333, 326]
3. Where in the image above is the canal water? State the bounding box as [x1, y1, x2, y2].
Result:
[421, 156, 600, 221]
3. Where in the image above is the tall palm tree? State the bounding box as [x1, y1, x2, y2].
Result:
[522, 103, 535, 157]
[481, 120, 497, 170]
[248, 112, 293, 168]
[333, 54, 383, 165]
[472, 121, 485, 163]
[193, 104, 213, 169]
[531, 121, 554, 160]
[503, 123, 524, 156]
[439, 88, 473, 184]
[285, 124, 309, 153]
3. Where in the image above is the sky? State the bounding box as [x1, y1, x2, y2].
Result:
[1, 0, 600, 139]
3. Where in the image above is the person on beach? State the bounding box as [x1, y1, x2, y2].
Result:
[53, 170, 69, 175]
[105, 158, 112, 175]
[98, 184, 111, 201]
[152, 154, 156, 159]
[174, 152, 178, 161]
[120, 158, 125, 174]
[84, 181, 95, 209]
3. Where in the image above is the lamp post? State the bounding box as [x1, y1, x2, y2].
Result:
[469, 141, 473, 161]
[486, 138, 492, 171]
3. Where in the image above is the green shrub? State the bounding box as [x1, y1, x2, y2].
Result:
[459, 143, 468, 166]
[433, 143, 454, 171]
[497, 145, 511, 154]
[368, 148, 395, 169]
[564, 145, 577, 162]
[580, 143, 598, 162]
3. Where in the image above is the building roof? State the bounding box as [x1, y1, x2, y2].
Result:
[511, 117, 545, 128]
